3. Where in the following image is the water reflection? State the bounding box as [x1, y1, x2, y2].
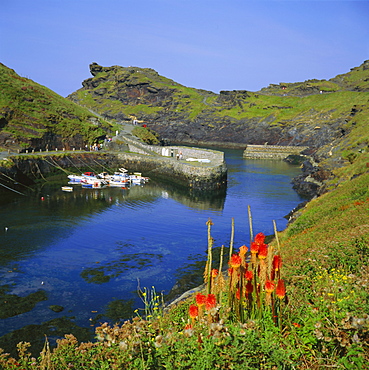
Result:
[0, 149, 304, 355]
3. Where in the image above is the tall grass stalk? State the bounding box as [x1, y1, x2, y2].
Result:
[229, 217, 235, 260]
[248, 205, 253, 244]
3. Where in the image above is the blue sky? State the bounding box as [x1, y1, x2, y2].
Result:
[1, 1, 368, 97]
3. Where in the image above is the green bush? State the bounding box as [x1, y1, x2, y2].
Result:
[132, 126, 160, 145]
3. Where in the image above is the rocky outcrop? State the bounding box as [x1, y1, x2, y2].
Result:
[68, 62, 368, 153]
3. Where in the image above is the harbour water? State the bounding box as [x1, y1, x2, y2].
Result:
[0, 148, 305, 350]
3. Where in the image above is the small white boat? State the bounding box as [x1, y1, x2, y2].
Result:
[129, 172, 149, 184]
[61, 186, 73, 192]
[108, 180, 129, 188]
[68, 172, 97, 182]
[81, 176, 108, 188]
[109, 168, 130, 182]
[81, 180, 107, 189]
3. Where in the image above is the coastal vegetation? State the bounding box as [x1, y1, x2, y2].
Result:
[0, 63, 116, 152]
[0, 186, 367, 368]
[0, 60, 368, 368]
[68, 63, 369, 125]
[131, 126, 160, 145]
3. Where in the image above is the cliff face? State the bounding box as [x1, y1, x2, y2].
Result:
[68, 62, 369, 152]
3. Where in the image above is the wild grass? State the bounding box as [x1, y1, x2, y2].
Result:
[0, 182, 367, 368]
[0, 64, 113, 147]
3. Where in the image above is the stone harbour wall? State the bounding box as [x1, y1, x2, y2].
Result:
[116, 152, 227, 191]
[1, 150, 227, 192]
[146, 145, 225, 162]
[243, 144, 309, 159]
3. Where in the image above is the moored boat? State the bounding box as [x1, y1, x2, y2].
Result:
[68, 172, 98, 182]
[129, 172, 149, 184]
[66, 169, 148, 188]
[81, 180, 107, 189]
[61, 186, 73, 192]
[108, 180, 129, 188]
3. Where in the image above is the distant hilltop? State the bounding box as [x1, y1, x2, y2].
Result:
[1, 59, 369, 159]
[66, 60, 369, 149]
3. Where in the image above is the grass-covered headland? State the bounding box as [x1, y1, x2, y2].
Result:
[0, 63, 117, 152]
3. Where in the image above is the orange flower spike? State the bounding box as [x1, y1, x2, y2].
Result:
[227, 267, 233, 276]
[254, 232, 265, 245]
[258, 243, 268, 259]
[244, 270, 253, 281]
[264, 280, 275, 306]
[273, 255, 282, 271]
[211, 269, 218, 278]
[276, 279, 286, 299]
[195, 293, 206, 306]
[205, 294, 217, 310]
[189, 304, 199, 319]
[265, 280, 275, 293]
[229, 253, 242, 269]
[250, 241, 259, 254]
[239, 245, 248, 258]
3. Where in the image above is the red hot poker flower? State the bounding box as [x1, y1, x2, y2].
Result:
[258, 243, 268, 259]
[229, 253, 242, 269]
[244, 270, 253, 281]
[211, 268, 218, 278]
[254, 232, 265, 245]
[250, 242, 259, 254]
[205, 294, 217, 310]
[276, 279, 286, 299]
[189, 304, 199, 319]
[265, 280, 275, 293]
[273, 255, 282, 271]
[246, 281, 253, 295]
[195, 293, 206, 306]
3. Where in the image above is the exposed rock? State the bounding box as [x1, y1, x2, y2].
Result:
[68, 62, 369, 154]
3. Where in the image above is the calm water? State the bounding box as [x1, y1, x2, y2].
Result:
[0, 149, 304, 343]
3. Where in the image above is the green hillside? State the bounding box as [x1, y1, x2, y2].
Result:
[67, 62, 369, 148]
[0, 63, 115, 151]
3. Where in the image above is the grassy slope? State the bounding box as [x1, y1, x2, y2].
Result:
[277, 102, 369, 288]
[69, 63, 369, 133]
[0, 63, 115, 150]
